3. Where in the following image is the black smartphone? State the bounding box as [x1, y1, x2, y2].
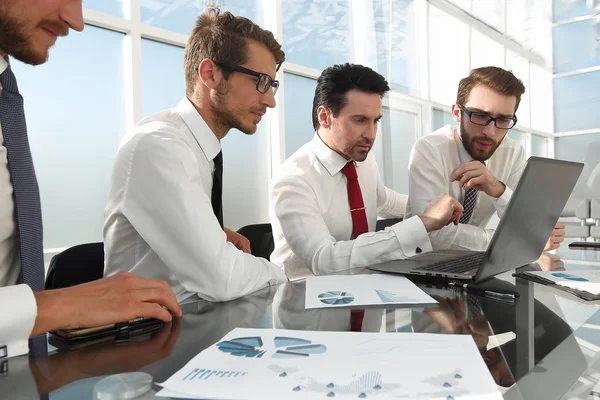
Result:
[49, 317, 164, 351]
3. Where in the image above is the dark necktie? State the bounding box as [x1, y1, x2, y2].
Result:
[341, 162, 369, 239]
[459, 187, 477, 224]
[340, 161, 368, 331]
[0, 65, 44, 292]
[211, 151, 223, 228]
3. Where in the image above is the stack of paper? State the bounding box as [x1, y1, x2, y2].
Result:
[304, 274, 437, 309]
[525, 270, 600, 295]
[157, 328, 503, 399]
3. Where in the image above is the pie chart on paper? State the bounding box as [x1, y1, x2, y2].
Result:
[318, 291, 355, 305]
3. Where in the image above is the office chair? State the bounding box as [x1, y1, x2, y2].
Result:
[45, 242, 104, 290]
[375, 217, 403, 231]
[236, 223, 274, 260]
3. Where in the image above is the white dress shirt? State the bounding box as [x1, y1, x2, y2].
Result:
[270, 134, 432, 280]
[104, 97, 286, 303]
[408, 125, 526, 251]
[0, 56, 37, 358]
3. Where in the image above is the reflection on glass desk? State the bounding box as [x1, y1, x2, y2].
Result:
[1, 248, 600, 400]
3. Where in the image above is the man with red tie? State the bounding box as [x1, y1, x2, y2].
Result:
[269, 63, 463, 282]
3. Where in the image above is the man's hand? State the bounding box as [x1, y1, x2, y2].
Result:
[31, 319, 181, 394]
[450, 161, 506, 198]
[225, 227, 251, 253]
[544, 222, 566, 251]
[419, 194, 463, 232]
[535, 253, 565, 271]
[32, 272, 182, 337]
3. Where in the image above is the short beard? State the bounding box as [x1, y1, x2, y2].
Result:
[459, 117, 501, 162]
[0, 8, 47, 65]
[212, 80, 255, 136]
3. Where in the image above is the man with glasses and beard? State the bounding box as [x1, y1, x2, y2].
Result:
[103, 9, 286, 303]
[408, 66, 564, 251]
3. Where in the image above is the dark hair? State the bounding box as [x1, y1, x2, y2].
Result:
[184, 9, 285, 95]
[457, 66, 526, 112]
[312, 63, 390, 130]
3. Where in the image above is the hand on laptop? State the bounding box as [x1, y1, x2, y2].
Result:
[450, 161, 506, 199]
[419, 194, 463, 232]
[32, 272, 182, 336]
[543, 222, 566, 251]
[225, 227, 251, 253]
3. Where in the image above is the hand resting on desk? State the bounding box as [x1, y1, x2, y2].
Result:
[31, 272, 182, 337]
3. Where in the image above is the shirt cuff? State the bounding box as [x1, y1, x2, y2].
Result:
[492, 185, 513, 214]
[391, 216, 433, 257]
[0, 285, 37, 358]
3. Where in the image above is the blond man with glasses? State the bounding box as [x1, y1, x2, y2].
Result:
[408, 66, 565, 252]
[103, 9, 286, 303]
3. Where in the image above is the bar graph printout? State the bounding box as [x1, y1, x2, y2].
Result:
[157, 328, 502, 400]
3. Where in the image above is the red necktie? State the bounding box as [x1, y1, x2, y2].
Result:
[341, 162, 369, 239]
[341, 161, 367, 331]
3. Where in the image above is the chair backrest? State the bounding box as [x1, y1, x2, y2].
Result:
[45, 242, 104, 290]
[236, 223, 274, 260]
[375, 217, 403, 231]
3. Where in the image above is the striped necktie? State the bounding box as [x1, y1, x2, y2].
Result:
[0, 65, 45, 291]
[459, 187, 477, 224]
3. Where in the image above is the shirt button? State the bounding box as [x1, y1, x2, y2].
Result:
[416, 247, 422, 254]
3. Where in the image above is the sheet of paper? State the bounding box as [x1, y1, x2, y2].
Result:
[526, 270, 600, 295]
[304, 274, 437, 309]
[157, 328, 503, 400]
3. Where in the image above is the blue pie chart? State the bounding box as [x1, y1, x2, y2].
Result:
[318, 291, 355, 305]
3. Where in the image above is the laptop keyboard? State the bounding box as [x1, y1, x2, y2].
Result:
[417, 252, 485, 274]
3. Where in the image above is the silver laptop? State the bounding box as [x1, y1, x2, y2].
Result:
[368, 157, 583, 283]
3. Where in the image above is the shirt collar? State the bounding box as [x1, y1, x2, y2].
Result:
[175, 96, 221, 161]
[0, 56, 9, 77]
[311, 133, 352, 176]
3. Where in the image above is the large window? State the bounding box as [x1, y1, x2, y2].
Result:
[83, 0, 124, 17]
[470, 29, 505, 70]
[552, 0, 600, 166]
[554, 71, 600, 133]
[13, 26, 126, 249]
[282, 0, 352, 72]
[141, 40, 185, 117]
[432, 109, 455, 132]
[19, 1, 557, 250]
[141, 1, 261, 35]
[284, 73, 317, 158]
[380, 107, 420, 194]
[553, 20, 600, 74]
[531, 134, 548, 157]
[428, 6, 469, 105]
[553, 0, 597, 22]
[506, 51, 531, 128]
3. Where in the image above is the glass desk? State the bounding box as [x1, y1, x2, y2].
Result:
[2, 246, 600, 400]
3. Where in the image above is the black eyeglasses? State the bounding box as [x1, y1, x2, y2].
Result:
[458, 104, 517, 130]
[215, 62, 280, 95]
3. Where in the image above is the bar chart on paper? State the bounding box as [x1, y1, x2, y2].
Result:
[182, 368, 248, 381]
[157, 328, 504, 400]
